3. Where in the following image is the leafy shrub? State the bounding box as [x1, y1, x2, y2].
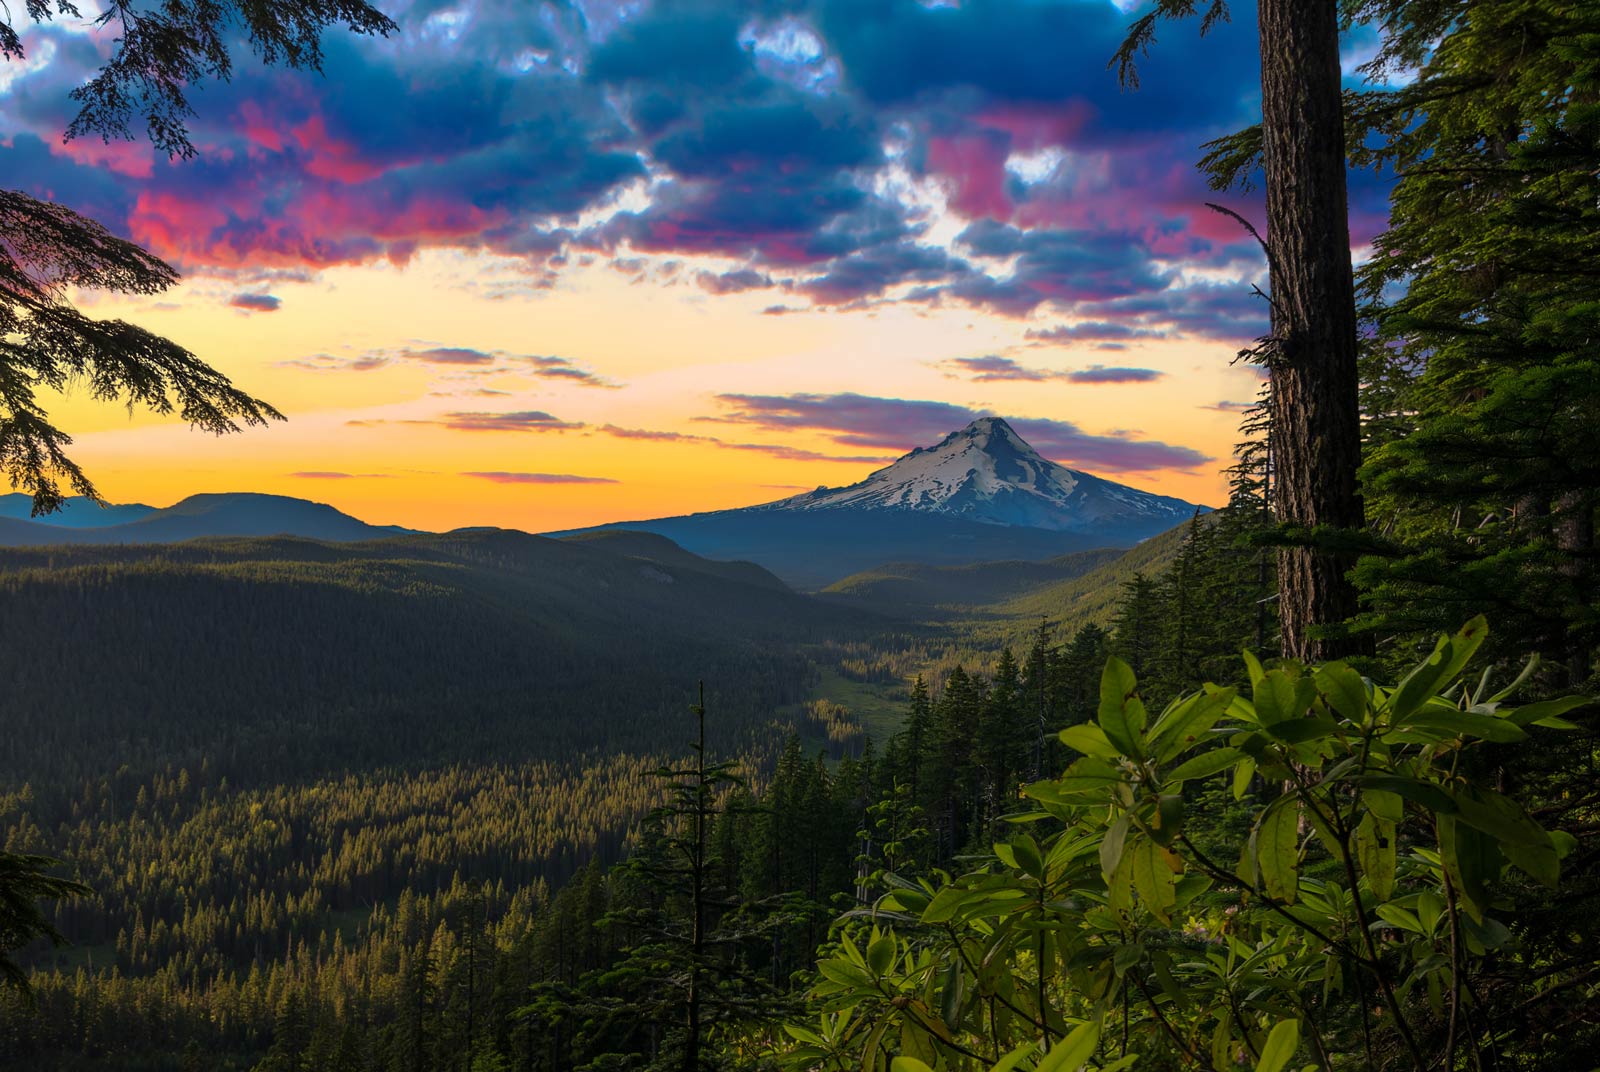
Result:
[785, 618, 1587, 1072]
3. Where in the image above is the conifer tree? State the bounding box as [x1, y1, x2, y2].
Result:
[1119, 0, 1364, 660]
[0, 851, 88, 993]
[1350, 1, 1600, 684]
[1, 1, 394, 510]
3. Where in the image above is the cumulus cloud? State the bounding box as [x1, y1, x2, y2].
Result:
[0, 0, 1389, 340]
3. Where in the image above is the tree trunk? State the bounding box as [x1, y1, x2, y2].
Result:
[1555, 490, 1595, 687]
[1258, 0, 1364, 661]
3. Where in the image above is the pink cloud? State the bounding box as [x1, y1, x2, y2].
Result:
[927, 133, 1013, 222]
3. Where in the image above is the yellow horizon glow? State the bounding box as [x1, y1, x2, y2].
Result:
[41, 248, 1256, 534]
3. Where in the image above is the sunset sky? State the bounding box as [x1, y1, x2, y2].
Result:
[3, 0, 1392, 533]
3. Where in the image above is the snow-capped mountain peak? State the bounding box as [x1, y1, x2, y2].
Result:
[754, 417, 1200, 533]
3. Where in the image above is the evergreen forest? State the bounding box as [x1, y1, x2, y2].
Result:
[2, 1, 1598, 1072]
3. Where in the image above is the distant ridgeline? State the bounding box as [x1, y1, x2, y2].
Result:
[0, 491, 416, 545]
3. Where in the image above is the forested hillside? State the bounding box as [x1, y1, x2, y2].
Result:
[0, 530, 892, 1069]
[0, 530, 865, 791]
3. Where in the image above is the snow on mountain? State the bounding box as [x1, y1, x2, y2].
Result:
[749, 417, 1200, 532]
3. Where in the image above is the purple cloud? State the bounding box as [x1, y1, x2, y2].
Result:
[942, 355, 1063, 383]
[463, 472, 618, 484]
[404, 346, 496, 366]
[1066, 366, 1164, 384]
[288, 471, 391, 479]
[278, 352, 390, 373]
[707, 392, 1208, 472]
[597, 424, 885, 463]
[1027, 322, 1165, 344]
[0, 0, 1392, 342]
[229, 293, 281, 312]
[436, 411, 585, 433]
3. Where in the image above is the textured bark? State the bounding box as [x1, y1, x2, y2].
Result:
[1258, 0, 1364, 661]
[1555, 490, 1595, 686]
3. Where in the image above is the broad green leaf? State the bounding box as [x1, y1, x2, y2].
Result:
[1401, 709, 1526, 743]
[1100, 813, 1131, 883]
[1037, 1017, 1101, 1072]
[1150, 686, 1236, 762]
[990, 1041, 1038, 1072]
[1211, 1010, 1235, 1071]
[1098, 657, 1144, 757]
[900, 1014, 939, 1063]
[1112, 942, 1145, 974]
[1452, 785, 1559, 888]
[1314, 662, 1369, 724]
[1166, 747, 1245, 785]
[1044, 758, 1124, 797]
[1362, 787, 1403, 823]
[1303, 804, 1345, 859]
[1150, 793, 1184, 847]
[1440, 616, 1489, 686]
[1356, 812, 1396, 901]
[1011, 834, 1044, 880]
[1255, 1019, 1300, 1072]
[1254, 669, 1300, 725]
[1356, 775, 1457, 814]
[862, 1021, 891, 1072]
[939, 958, 964, 1030]
[1439, 814, 1500, 923]
[1108, 854, 1133, 917]
[1241, 649, 1266, 689]
[1132, 838, 1178, 923]
[817, 959, 875, 990]
[1486, 654, 1540, 703]
[922, 886, 971, 924]
[1417, 889, 1445, 934]
[1506, 695, 1591, 729]
[993, 841, 1019, 870]
[870, 934, 896, 979]
[1058, 724, 1119, 758]
[867, 933, 895, 976]
[892, 1055, 934, 1072]
[1389, 619, 1484, 721]
[1232, 755, 1257, 800]
[1262, 716, 1339, 744]
[1255, 799, 1300, 904]
[1374, 903, 1423, 933]
[1463, 914, 1511, 951]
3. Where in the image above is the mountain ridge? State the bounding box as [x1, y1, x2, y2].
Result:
[0, 491, 415, 547]
[554, 417, 1206, 587]
[753, 417, 1198, 531]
